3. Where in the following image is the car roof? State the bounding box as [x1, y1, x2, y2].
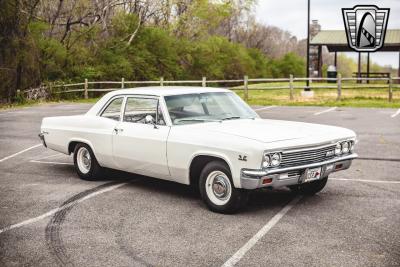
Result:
[105, 86, 231, 97]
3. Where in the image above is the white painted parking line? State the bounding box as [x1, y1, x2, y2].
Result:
[391, 108, 400, 118]
[29, 160, 73, 165]
[330, 178, 400, 184]
[221, 196, 302, 267]
[0, 182, 128, 235]
[0, 144, 42, 163]
[253, 106, 276, 111]
[33, 153, 65, 161]
[314, 107, 337, 115]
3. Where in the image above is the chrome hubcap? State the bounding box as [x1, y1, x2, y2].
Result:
[205, 171, 232, 206]
[212, 175, 229, 198]
[77, 147, 91, 174]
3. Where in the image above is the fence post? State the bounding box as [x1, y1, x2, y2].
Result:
[244, 75, 248, 101]
[336, 73, 342, 101]
[389, 74, 393, 102]
[289, 74, 294, 100]
[202, 76, 206, 87]
[84, 79, 88, 99]
[121, 78, 125, 89]
[49, 82, 53, 99]
[160, 77, 164, 86]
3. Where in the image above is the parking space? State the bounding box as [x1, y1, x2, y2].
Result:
[0, 103, 399, 266]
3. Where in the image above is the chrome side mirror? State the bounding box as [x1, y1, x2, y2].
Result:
[145, 115, 154, 124]
[145, 115, 158, 128]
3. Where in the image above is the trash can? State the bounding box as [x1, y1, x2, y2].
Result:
[327, 65, 337, 83]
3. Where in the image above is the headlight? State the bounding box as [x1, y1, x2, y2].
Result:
[335, 143, 342, 155]
[271, 153, 281, 167]
[349, 141, 354, 152]
[262, 153, 271, 168]
[262, 152, 281, 168]
[341, 141, 350, 154]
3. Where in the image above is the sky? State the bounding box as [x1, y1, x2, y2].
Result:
[255, 0, 400, 68]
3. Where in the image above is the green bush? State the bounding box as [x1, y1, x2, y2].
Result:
[1, 10, 311, 102]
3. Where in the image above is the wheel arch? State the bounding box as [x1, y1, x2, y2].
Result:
[188, 153, 236, 188]
[68, 139, 96, 155]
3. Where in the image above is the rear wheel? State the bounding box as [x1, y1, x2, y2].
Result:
[73, 143, 102, 180]
[199, 161, 248, 214]
[289, 177, 328, 195]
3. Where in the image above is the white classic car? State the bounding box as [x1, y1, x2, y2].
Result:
[39, 87, 357, 213]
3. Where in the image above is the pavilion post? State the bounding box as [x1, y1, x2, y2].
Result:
[317, 45, 322, 78]
[398, 51, 400, 84]
[367, 53, 370, 84]
[334, 52, 337, 68]
[357, 53, 361, 84]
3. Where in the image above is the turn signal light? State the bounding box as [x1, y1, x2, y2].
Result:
[335, 164, 343, 170]
[262, 177, 273, 184]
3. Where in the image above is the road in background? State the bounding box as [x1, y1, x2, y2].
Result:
[0, 103, 399, 266]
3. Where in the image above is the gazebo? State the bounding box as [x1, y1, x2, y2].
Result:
[310, 29, 400, 79]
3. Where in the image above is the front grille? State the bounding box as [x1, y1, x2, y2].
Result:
[280, 145, 336, 168]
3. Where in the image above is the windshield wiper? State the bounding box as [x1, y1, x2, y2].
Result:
[221, 116, 241, 120]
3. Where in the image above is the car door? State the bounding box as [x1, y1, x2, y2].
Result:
[94, 96, 125, 169]
[112, 96, 171, 178]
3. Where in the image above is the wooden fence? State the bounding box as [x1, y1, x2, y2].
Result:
[22, 75, 400, 102]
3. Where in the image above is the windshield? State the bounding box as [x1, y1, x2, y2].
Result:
[164, 92, 258, 125]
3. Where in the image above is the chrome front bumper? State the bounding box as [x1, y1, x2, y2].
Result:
[240, 153, 358, 189]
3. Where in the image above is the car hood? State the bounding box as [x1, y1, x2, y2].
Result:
[184, 118, 356, 145]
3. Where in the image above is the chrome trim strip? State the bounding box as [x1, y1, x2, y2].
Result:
[264, 138, 356, 154]
[241, 170, 268, 177]
[268, 153, 357, 174]
[243, 153, 358, 178]
[282, 143, 336, 153]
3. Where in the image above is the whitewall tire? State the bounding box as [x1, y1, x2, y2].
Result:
[73, 143, 102, 180]
[199, 161, 248, 214]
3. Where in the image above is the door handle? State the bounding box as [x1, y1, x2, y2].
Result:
[114, 128, 124, 133]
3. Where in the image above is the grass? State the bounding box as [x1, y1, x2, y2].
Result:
[0, 98, 100, 111]
[1, 82, 400, 110]
[232, 81, 400, 108]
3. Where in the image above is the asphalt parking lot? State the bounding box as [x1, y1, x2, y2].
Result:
[0, 103, 399, 266]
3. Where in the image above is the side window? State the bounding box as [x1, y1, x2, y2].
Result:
[101, 97, 123, 121]
[124, 97, 165, 125]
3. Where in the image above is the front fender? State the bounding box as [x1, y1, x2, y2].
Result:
[187, 151, 238, 187]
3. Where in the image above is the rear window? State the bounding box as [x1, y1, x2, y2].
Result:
[101, 97, 123, 121]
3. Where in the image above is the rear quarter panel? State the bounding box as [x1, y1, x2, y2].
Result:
[41, 115, 118, 168]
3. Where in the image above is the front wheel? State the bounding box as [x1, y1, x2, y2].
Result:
[73, 143, 102, 180]
[289, 177, 328, 195]
[199, 161, 248, 214]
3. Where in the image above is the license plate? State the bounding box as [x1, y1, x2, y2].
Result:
[304, 167, 322, 182]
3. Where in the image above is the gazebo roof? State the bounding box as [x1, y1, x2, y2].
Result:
[310, 29, 400, 52]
